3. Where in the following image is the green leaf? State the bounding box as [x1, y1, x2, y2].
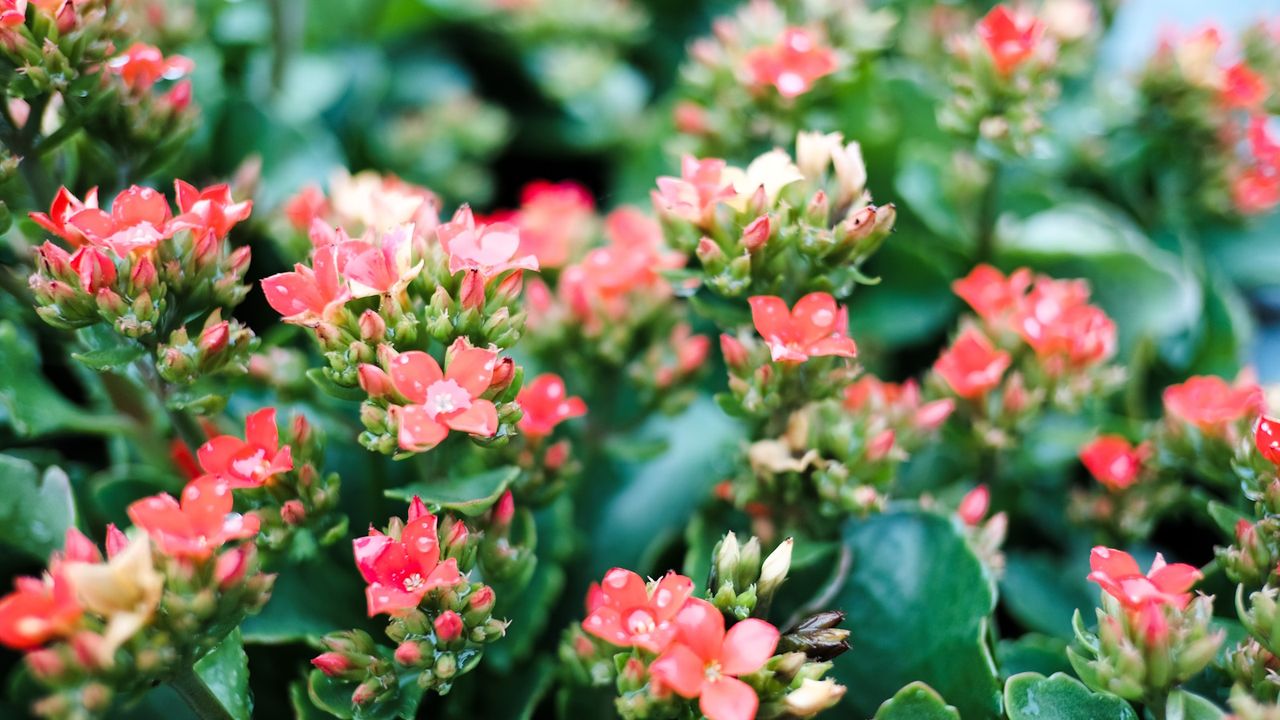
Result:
[996, 634, 1073, 679]
[71, 342, 146, 372]
[873, 682, 960, 720]
[894, 141, 974, 248]
[0, 320, 120, 437]
[1165, 689, 1226, 720]
[832, 509, 1001, 719]
[848, 243, 960, 348]
[305, 368, 370, 402]
[307, 667, 426, 720]
[193, 630, 253, 720]
[385, 466, 519, 517]
[1001, 551, 1097, 638]
[241, 557, 366, 645]
[1206, 500, 1248, 538]
[1004, 672, 1138, 720]
[0, 456, 76, 560]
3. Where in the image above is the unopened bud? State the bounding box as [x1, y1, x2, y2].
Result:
[394, 641, 423, 666]
[434, 610, 464, 643]
[492, 490, 514, 529]
[311, 652, 352, 677]
[865, 429, 895, 461]
[741, 215, 770, 252]
[720, 334, 749, 371]
[784, 678, 847, 717]
[489, 357, 515, 394]
[713, 532, 740, 589]
[358, 364, 395, 398]
[759, 538, 793, 599]
[696, 237, 726, 268]
[280, 499, 307, 525]
[358, 310, 386, 342]
[198, 320, 230, 356]
[957, 485, 990, 526]
[460, 270, 486, 311]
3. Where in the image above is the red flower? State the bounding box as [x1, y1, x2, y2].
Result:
[933, 327, 1011, 399]
[197, 408, 294, 488]
[650, 598, 780, 720]
[512, 181, 595, 269]
[68, 246, 116, 294]
[262, 242, 352, 323]
[976, 5, 1044, 75]
[582, 569, 694, 653]
[385, 342, 501, 452]
[1079, 435, 1149, 492]
[1222, 62, 1268, 109]
[517, 374, 586, 441]
[66, 185, 172, 255]
[170, 180, 253, 239]
[437, 205, 538, 280]
[1087, 547, 1201, 612]
[342, 224, 422, 299]
[127, 476, 260, 559]
[0, 0, 25, 27]
[1162, 374, 1264, 438]
[1257, 416, 1280, 466]
[957, 485, 990, 526]
[952, 264, 1032, 325]
[744, 27, 838, 99]
[283, 185, 328, 230]
[748, 293, 857, 364]
[29, 187, 100, 246]
[0, 572, 81, 651]
[107, 43, 194, 92]
[1233, 168, 1280, 215]
[353, 497, 462, 616]
[1019, 301, 1116, 371]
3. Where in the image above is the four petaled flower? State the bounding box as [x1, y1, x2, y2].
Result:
[197, 408, 294, 488]
[437, 205, 538, 280]
[1087, 547, 1201, 612]
[517, 373, 586, 441]
[582, 569, 694, 653]
[1162, 374, 1264, 439]
[353, 497, 462, 616]
[171, 180, 254, 239]
[748, 293, 857, 364]
[127, 476, 260, 559]
[261, 242, 352, 324]
[1079, 435, 1150, 492]
[744, 27, 838, 99]
[650, 598, 780, 720]
[108, 43, 195, 92]
[976, 5, 1044, 75]
[933, 327, 1011, 399]
[385, 341, 501, 452]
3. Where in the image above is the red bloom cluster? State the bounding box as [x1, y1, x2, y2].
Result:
[748, 293, 856, 364]
[353, 497, 463, 616]
[581, 569, 780, 720]
[976, 5, 1045, 75]
[842, 375, 954, 432]
[0, 528, 94, 650]
[744, 27, 838, 99]
[1162, 373, 1264, 440]
[128, 476, 260, 559]
[485, 180, 596, 269]
[107, 43, 194, 109]
[1234, 115, 1280, 215]
[516, 373, 586, 441]
[197, 408, 294, 489]
[1087, 547, 1201, 613]
[1079, 435, 1150, 492]
[933, 327, 1011, 400]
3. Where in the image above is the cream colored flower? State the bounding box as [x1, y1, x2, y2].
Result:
[63, 535, 164, 666]
[724, 149, 805, 210]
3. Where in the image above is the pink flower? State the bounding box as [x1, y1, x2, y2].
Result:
[653, 156, 736, 227]
[1256, 415, 1280, 466]
[170, 180, 253, 239]
[744, 27, 838, 99]
[748, 293, 857, 364]
[0, 572, 80, 651]
[284, 185, 328, 230]
[650, 598, 780, 720]
[107, 43, 194, 92]
[128, 476, 260, 559]
[197, 408, 294, 489]
[385, 342, 501, 452]
[261, 242, 352, 324]
[0, 0, 26, 27]
[1087, 547, 1201, 612]
[30, 187, 99, 246]
[957, 485, 990, 526]
[1020, 302, 1117, 371]
[1162, 374, 1264, 438]
[517, 374, 586, 441]
[66, 185, 172, 255]
[437, 206, 538, 280]
[342, 224, 422, 299]
[1222, 62, 1268, 109]
[952, 264, 1032, 325]
[512, 181, 595, 269]
[68, 246, 116, 294]
[353, 497, 462, 616]
[582, 569, 694, 653]
[1079, 436, 1149, 492]
[976, 5, 1044, 75]
[1234, 168, 1280, 215]
[934, 327, 1011, 399]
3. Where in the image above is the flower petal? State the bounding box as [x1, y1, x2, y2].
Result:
[390, 352, 444, 404]
[674, 597, 725, 662]
[444, 399, 498, 437]
[650, 643, 705, 698]
[719, 618, 780, 676]
[445, 347, 499, 396]
[397, 405, 449, 452]
[700, 676, 759, 720]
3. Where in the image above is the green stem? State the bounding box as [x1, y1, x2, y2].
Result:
[975, 160, 1003, 264]
[134, 358, 207, 449]
[1145, 693, 1167, 720]
[170, 665, 234, 720]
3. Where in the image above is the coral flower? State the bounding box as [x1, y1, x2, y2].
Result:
[437, 205, 538, 280]
[1257, 415, 1280, 466]
[976, 5, 1044, 75]
[517, 374, 586, 441]
[1222, 62, 1268, 109]
[744, 27, 838, 99]
[1087, 547, 1201, 612]
[1079, 435, 1149, 492]
[650, 598, 780, 720]
[197, 408, 294, 488]
[0, 572, 81, 651]
[385, 342, 501, 452]
[63, 185, 173, 255]
[353, 497, 462, 616]
[933, 327, 1011, 399]
[170, 180, 253, 239]
[127, 476, 260, 559]
[107, 43, 194, 91]
[748, 293, 857, 364]
[1162, 374, 1264, 438]
[30, 187, 100, 246]
[0, 1, 26, 27]
[261, 242, 352, 324]
[513, 180, 595, 268]
[582, 569, 694, 652]
[951, 264, 1032, 324]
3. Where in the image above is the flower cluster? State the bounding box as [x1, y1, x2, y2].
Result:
[308, 497, 507, 711]
[1135, 22, 1280, 217]
[564, 533, 847, 720]
[1069, 547, 1220, 704]
[930, 264, 1122, 449]
[939, 3, 1095, 155]
[28, 181, 256, 392]
[669, 0, 894, 158]
[0, 482, 273, 719]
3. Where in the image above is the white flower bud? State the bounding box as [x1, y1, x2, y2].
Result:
[784, 678, 847, 717]
[759, 538, 793, 599]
